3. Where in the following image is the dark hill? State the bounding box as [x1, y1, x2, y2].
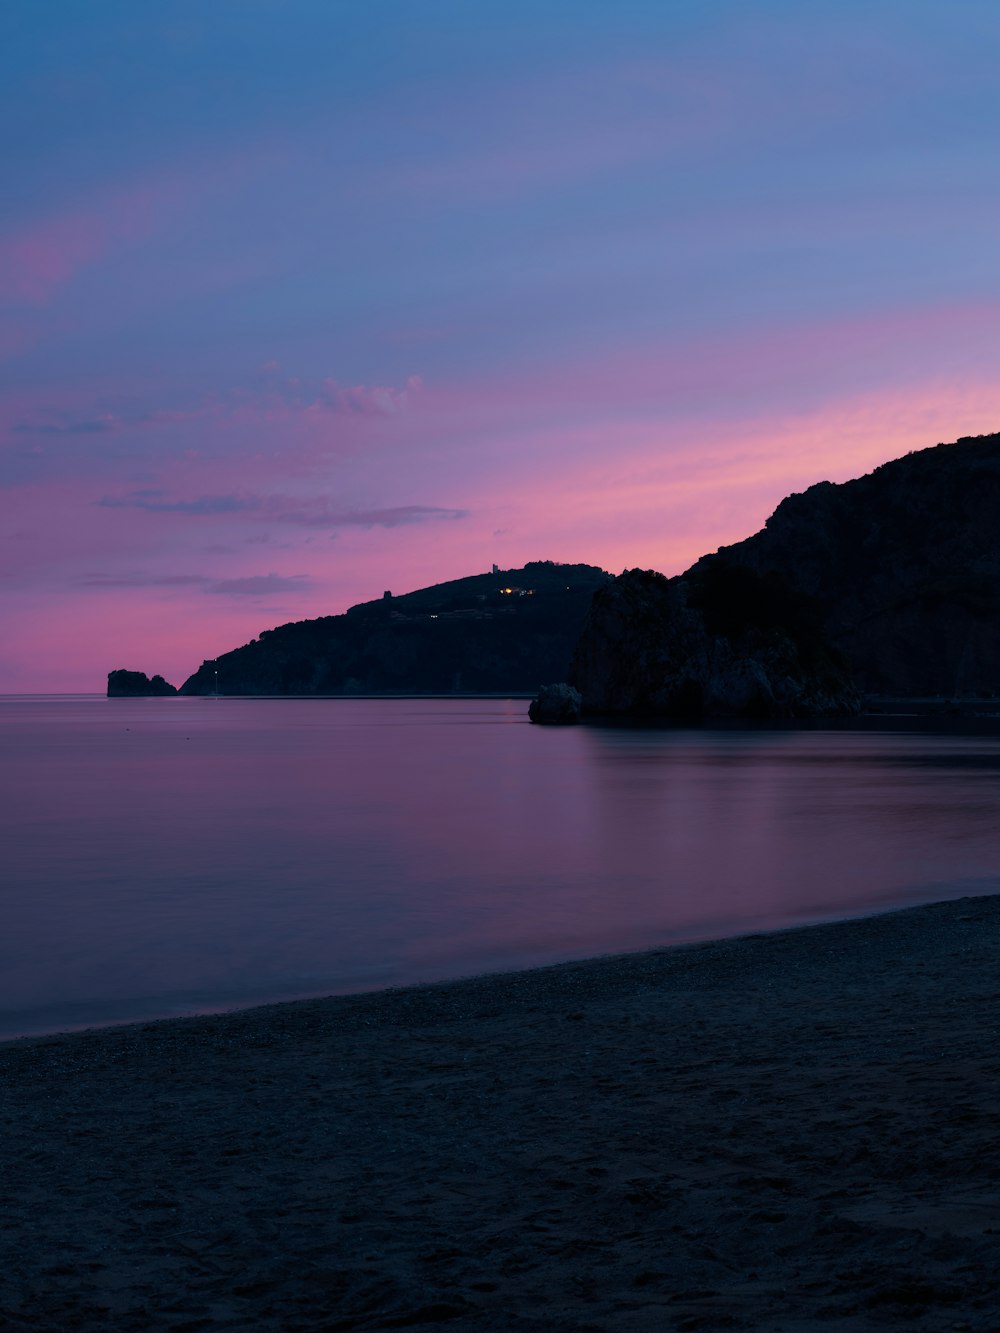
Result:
[696, 432, 1000, 697]
[570, 432, 1000, 717]
[179, 561, 611, 696]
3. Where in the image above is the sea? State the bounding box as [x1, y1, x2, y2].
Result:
[3, 694, 1000, 1042]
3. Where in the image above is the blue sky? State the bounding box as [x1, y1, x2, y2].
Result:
[4, 1, 1000, 689]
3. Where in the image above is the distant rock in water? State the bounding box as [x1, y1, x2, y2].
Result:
[528, 682, 583, 724]
[570, 431, 1000, 717]
[108, 670, 178, 697]
[177, 562, 612, 696]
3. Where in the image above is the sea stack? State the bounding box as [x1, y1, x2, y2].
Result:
[107, 670, 178, 697]
[528, 682, 583, 724]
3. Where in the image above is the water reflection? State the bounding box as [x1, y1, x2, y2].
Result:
[2, 697, 1000, 1038]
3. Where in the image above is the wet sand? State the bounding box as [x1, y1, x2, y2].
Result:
[2, 895, 1000, 1331]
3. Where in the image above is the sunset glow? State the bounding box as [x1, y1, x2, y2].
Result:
[4, 3, 1000, 691]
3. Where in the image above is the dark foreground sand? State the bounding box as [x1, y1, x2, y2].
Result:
[3, 899, 1000, 1332]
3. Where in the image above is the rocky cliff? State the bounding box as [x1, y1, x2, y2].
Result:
[179, 562, 611, 696]
[571, 431, 1000, 717]
[570, 566, 857, 719]
[697, 433, 1000, 697]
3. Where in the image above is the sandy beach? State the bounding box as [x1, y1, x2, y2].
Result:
[2, 896, 1000, 1331]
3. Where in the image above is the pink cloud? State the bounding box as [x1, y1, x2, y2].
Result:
[0, 142, 279, 367]
[0, 176, 188, 308]
[1, 214, 108, 305]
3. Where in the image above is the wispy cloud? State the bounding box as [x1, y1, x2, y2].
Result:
[12, 416, 116, 436]
[77, 570, 311, 598]
[286, 503, 468, 529]
[97, 490, 468, 528]
[208, 574, 311, 596]
[98, 492, 255, 515]
[11, 406, 218, 436]
[13, 368, 423, 438]
[249, 364, 422, 417]
[78, 572, 210, 589]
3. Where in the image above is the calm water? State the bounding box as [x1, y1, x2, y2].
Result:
[3, 695, 1000, 1040]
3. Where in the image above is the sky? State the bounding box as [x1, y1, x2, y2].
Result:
[4, 1, 1000, 692]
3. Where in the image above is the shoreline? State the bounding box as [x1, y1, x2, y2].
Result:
[0, 887, 986, 1047]
[3, 895, 1000, 1329]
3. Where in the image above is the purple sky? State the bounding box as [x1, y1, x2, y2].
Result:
[4, 2, 1000, 692]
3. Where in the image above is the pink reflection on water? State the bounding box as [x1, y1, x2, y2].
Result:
[2, 698, 1000, 1039]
